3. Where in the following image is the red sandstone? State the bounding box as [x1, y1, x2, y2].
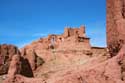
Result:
[2, 0, 125, 83]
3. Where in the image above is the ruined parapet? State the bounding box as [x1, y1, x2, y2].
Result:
[107, 0, 125, 56]
[44, 26, 90, 51]
[57, 26, 91, 51]
[78, 25, 86, 37]
[63, 28, 70, 38]
[63, 26, 86, 38]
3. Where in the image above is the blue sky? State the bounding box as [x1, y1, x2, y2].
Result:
[0, 0, 106, 48]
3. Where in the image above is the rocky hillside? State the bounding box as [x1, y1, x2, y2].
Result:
[1, 0, 125, 83]
[1, 26, 108, 83]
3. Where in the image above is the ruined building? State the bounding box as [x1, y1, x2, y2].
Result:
[21, 26, 91, 62]
[38, 25, 90, 50]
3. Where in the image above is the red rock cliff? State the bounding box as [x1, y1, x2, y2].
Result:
[107, 0, 125, 56]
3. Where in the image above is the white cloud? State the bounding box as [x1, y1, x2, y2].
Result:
[32, 33, 48, 37]
[16, 41, 30, 48]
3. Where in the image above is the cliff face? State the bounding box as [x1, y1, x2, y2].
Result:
[0, 44, 34, 78]
[107, 0, 125, 56]
[0, 44, 20, 75]
[106, 0, 125, 82]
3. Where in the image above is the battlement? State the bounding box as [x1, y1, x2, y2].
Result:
[63, 25, 86, 38]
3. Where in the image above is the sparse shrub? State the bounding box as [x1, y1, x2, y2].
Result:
[36, 57, 45, 67]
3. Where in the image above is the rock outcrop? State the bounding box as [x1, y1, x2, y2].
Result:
[107, 0, 125, 56]
[107, 0, 125, 82]
[2, 26, 101, 83]
[21, 47, 44, 71]
[3, 0, 125, 83]
[21, 26, 91, 63]
[3, 45, 125, 83]
[4, 54, 21, 83]
[0, 44, 34, 78]
[0, 44, 20, 75]
[44, 46, 125, 83]
[21, 47, 37, 71]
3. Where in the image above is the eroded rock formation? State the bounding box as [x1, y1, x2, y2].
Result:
[21, 26, 91, 63]
[0, 44, 20, 75]
[2, 26, 97, 83]
[3, 46, 125, 83]
[3, 0, 125, 83]
[21, 47, 44, 71]
[107, 0, 125, 56]
[107, 0, 125, 82]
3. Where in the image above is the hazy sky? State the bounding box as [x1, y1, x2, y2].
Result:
[0, 0, 106, 48]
